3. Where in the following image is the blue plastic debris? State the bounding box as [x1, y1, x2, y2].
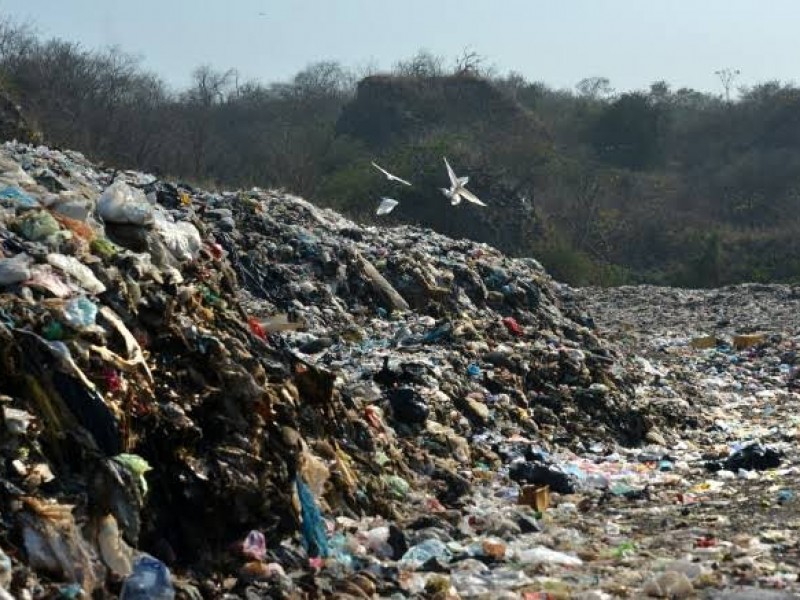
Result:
[0, 185, 38, 208]
[297, 475, 329, 558]
[120, 555, 174, 599]
[423, 322, 452, 344]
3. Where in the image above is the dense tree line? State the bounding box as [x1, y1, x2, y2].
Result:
[1, 18, 799, 287]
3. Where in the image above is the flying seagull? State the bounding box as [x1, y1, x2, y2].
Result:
[441, 157, 486, 206]
[376, 197, 399, 216]
[371, 161, 412, 186]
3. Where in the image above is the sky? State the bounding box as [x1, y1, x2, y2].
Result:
[1, 0, 797, 95]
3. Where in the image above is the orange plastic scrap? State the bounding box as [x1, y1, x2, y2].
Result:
[53, 213, 96, 241]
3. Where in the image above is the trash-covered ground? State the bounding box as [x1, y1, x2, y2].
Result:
[563, 285, 800, 599]
[0, 142, 798, 599]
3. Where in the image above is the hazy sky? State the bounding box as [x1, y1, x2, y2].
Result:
[1, 0, 797, 95]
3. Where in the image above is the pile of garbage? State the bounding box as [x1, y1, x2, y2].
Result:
[0, 141, 657, 597]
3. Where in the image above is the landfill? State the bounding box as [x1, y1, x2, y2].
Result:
[0, 142, 798, 599]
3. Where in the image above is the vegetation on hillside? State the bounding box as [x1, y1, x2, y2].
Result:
[1, 19, 798, 287]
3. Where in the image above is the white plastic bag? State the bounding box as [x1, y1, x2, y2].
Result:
[97, 181, 154, 225]
[154, 211, 201, 261]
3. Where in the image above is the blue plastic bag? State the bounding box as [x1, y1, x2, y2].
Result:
[120, 555, 174, 600]
[296, 475, 329, 558]
[0, 185, 38, 208]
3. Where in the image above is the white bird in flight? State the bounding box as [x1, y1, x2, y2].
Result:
[376, 197, 399, 215]
[371, 161, 412, 186]
[440, 157, 486, 206]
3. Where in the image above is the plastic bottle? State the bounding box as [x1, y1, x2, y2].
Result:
[120, 555, 175, 600]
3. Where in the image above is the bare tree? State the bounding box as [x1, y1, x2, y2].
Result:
[453, 47, 487, 77]
[292, 61, 354, 99]
[187, 65, 235, 106]
[0, 16, 36, 70]
[576, 76, 613, 100]
[714, 68, 740, 102]
[393, 49, 444, 78]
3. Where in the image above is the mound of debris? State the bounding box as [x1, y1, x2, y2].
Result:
[0, 142, 649, 597]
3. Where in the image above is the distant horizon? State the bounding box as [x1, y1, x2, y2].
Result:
[2, 0, 799, 98]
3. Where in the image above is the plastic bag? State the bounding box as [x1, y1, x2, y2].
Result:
[62, 297, 98, 329]
[0, 156, 37, 189]
[0, 252, 33, 286]
[0, 185, 38, 209]
[46, 253, 106, 294]
[399, 539, 452, 569]
[26, 265, 73, 297]
[154, 213, 201, 261]
[47, 194, 94, 222]
[515, 546, 582, 566]
[97, 181, 154, 225]
[13, 210, 61, 241]
[242, 530, 267, 561]
[120, 555, 174, 600]
[296, 475, 329, 558]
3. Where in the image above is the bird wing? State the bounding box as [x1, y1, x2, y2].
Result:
[373, 161, 412, 186]
[371, 161, 391, 178]
[459, 187, 487, 207]
[390, 173, 412, 186]
[376, 197, 399, 215]
[443, 157, 459, 188]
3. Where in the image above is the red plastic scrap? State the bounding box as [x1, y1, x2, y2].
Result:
[502, 316, 524, 336]
[248, 317, 266, 340]
[103, 368, 122, 393]
[695, 535, 717, 548]
[208, 242, 224, 260]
